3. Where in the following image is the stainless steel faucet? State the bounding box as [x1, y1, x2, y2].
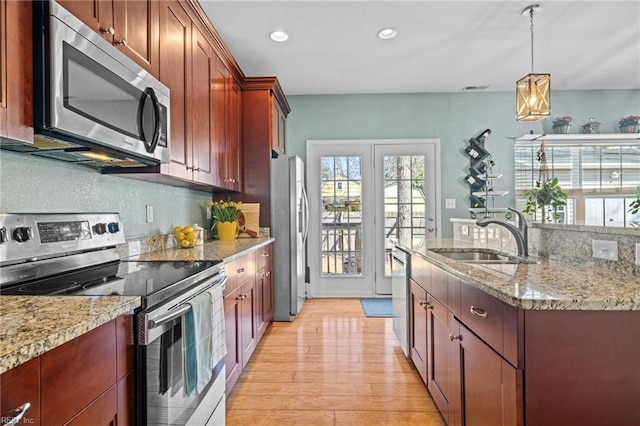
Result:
[475, 207, 528, 257]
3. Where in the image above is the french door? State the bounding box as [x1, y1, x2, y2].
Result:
[307, 140, 440, 297]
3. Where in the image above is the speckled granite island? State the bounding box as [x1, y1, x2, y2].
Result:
[0, 295, 140, 373]
[402, 239, 640, 426]
[410, 239, 639, 311]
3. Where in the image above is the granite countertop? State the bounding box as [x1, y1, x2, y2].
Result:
[0, 295, 140, 374]
[409, 240, 639, 311]
[123, 237, 275, 262]
[0, 238, 274, 374]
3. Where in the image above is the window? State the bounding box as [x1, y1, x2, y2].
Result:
[515, 140, 640, 227]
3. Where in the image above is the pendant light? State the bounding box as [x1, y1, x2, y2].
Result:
[516, 4, 550, 122]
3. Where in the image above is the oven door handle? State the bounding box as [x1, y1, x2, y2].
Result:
[148, 303, 192, 329]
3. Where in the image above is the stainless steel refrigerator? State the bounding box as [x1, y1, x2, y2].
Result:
[270, 155, 309, 321]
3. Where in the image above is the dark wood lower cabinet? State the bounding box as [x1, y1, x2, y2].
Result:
[417, 256, 638, 426]
[0, 357, 40, 426]
[458, 323, 519, 426]
[409, 279, 428, 384]
[224, 243, 274, 393]
[0, 316, 134, 426]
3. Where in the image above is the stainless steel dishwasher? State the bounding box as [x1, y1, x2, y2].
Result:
[391, 246, 410, 357]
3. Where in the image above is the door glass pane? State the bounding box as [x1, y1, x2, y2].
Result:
[320, 156, 363, 276]
[383, 155, 426, 276]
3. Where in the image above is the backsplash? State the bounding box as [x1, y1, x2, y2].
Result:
[452, 219, 639, 276]
[117, 227, 271, 258]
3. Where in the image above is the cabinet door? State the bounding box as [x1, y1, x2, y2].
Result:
[212, 57, 228, 188]
[271, 95, 286, 154]
[0, 357, 40, 426]
[113, 0, 159, 76]
[427, 296, 457, 424]
[409, 279, 428, 384]
[458, 323, 519, 426]
[224, 287, 242, 390]
[116, 372, 135, 426]
[255, 266, 266, 338]
[227, 78, 242, 191]
[263, 245, 274, 324]
[0, 0, 33, 143]
[57, 0, 114, 43]
[240, 276, 257, 367]
[159, 0, 192, 180]
[190, 25, 215, 185]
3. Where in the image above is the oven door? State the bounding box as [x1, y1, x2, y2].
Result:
[38, 2, 169, 163]
[136, 273, 226, 426]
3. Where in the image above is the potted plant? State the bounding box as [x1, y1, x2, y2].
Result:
[523, 177, 568, 223]
[208, 199, 242, 240]
[618, 115, 640, 133]
[551, 116, 572, 134]
[629, 186, 640, 215]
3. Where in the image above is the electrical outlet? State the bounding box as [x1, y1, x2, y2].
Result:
[146, 205, 154, 223]
[445, 198, 456, 209]
[592, 239, 618, 261]
[636, 243, 640, 266]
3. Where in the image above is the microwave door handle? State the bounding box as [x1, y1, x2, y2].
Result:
[147, 88, 161, 152]
[139, 88, 161, 154]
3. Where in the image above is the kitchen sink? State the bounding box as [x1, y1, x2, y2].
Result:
[429, 251, 511, 262]
[427, 248, 537, 265]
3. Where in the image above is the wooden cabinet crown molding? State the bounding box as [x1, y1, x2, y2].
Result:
[242, 76, 291, 116]
[183, 0, 245, 84]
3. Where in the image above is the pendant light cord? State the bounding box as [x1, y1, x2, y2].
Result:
[529, 7, 535, 73]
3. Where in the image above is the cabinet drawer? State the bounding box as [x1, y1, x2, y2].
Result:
[256, 244, 272, 270]
[0, 357, 40, 426]
[40, 321, 116, 425]
[430, 265, 448, 308]
[460, 282, 505, 356]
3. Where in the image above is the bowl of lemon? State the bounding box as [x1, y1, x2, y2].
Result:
[172, 225, 198, 248]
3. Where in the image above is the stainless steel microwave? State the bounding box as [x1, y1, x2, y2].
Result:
[31, 1, 170, 167]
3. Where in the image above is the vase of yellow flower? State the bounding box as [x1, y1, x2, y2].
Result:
[208, 200, 242, 240]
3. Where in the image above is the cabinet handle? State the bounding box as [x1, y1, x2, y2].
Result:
[116, 39, 128, 47]
[186, 165, 194, 171]
[449, 334, 462, 341]
[470, 306, 488, 318]
[101, 26, 115, 35]
[1, 402, 31, 425]
[262, 253, 270, 257]
[237, 268, 244, 273]
[236, 294, 244, 300]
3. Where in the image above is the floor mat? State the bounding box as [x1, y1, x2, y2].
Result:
[360, 298, 396, 318]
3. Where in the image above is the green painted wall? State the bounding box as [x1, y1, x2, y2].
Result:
[1, 89, 637, 239]
[286, 89, 640, 237]
[0, 150, 212, 238]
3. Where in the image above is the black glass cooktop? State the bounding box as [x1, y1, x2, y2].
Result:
[1, 260, 221, 303]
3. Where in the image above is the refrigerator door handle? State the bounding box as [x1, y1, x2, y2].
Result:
[301, 183, 310, 247]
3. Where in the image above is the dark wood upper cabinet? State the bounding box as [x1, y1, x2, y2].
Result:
[159, 0, 192, 181]
[0, 0, 33, 143]
[57, 0, 159, 77]
[240, 77, 291, 227]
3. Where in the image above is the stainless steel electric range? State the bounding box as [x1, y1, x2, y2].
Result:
[0, 213, 227, 426]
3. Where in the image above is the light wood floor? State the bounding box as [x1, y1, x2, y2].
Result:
[226, 298, 445, 425]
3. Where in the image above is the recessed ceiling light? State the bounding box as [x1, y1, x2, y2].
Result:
[269, 31, 289, 42]
[377, 28, 397, 40]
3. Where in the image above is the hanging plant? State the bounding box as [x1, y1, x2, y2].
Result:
[523, 177, 568, 223]
[628, 186, 640, 215]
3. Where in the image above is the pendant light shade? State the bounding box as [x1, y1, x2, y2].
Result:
[516, 5, 550, 122]
[516, 73, 550, 121]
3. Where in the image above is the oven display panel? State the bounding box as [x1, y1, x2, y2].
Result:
[38, 221, 92, 243]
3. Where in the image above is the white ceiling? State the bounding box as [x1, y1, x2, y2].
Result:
[199, 1, 640, 96]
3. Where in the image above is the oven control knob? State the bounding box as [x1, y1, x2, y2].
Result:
[12, 227, 33, 242]
[93, 223, 107, 235]
[107, 222, 120, 233]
